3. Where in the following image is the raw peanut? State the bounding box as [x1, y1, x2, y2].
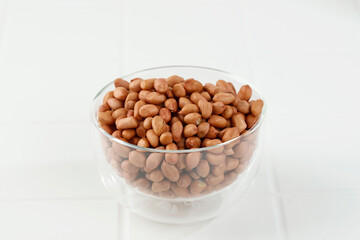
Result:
[216, 80, 233, 94]
[204, 83, 220, 96]
[235, 161, 249, 174]
[232, 141, 250, 158]
[146, 153, 164, 171]
[171, 121, 183, 143]
[224, 147, 234, 156]
[112, 129, 122, 138]
[154, 78, 168, 94]
[159, 189, 176, 198]
[179, 97, 193, 108]
[208, 115, 227, 128]
[166, 75, 184, 87]
[202, 184, 214, 195]
[218, 128, 227, 139]
[164, 124, 170, 133]
[198, 99, 212, 119]
[138, 90, 151, 101]
[202, 138, 211, 147]
[99, 111, 115, 125]
[246, 114, 259, 129]
[185, 152, 201, 169]
[171, 183, 190, 198]
[206, 174, 224, 186]
[183, 78, 203, 93]
[145, 92, 166, 104]
[124, 101, 135, 110]
[206, 139, 222, 147]
[128, 151, 146, 168]
[211, 163, 226, 176]
[232, 113, 247, 133]
[115, 116, 138, 130]
[121, 171, 138, 182]
[132, 178, 151, 190]
[166, 89, 174, 98]
[236, 99, 250, 114]
[130, 137, 140, 145]
[190, 92, 207, 104]
[184, 113, 202, 125]
[201, 91, 211, 101]
[143, 117, 153, 130]
[250, 99, 264, 116]
[112, 141, 131, 158]
[146, 169, 164, 182]
[213, 93, 235, 105]
[205, 153, 226, 165]
[99, 104, 110, 112]
[159, 132, 173, 145]
[197, 122, 210, 138]
[237, 85, 252, 101]
[136, 123, 146, 138]
[125, 92, 139, 103]
[152, 180, 171, 193]
[137, 138, 150, 148]
[164, 98, 178, 112]
[226, 157, 240, 171]
[113, 87, 129, 101]
[176, 154, 186, 170]
[134, 100, 146, 120]
[185, 137, 201, 149]
[127, 110, 134, 117]
[173, 83, 186, 97]
[179, 104, 199, 115]
[101, 124, 113, 135]
[122, 129, 136, 140]
[177, 174, 192, 188]
[232, 106, 238, 114]
[129, 79, 142, 92]
[212, 102, 226, 115]
[177, 114, 185, 123]
[221, 105, 234, 119]
[183, 124, 198, 138]
[189, 171, 201, 180]
[190, 180, 207, 194]
[103, 91, 114, 104]
[152, 116, 166, 136]
[206, 126, 219, 139]
[161, 161, 180, 182]
[165, 143, 178, 164]
[140, 78, 155, 90]
[121, 160, 139, 173]
[222, 127, 240, 142]
[197, 159, 210, 178]
[227, 81, 237, 95]
[159, 108, 171, 123]
[146, 129, 159, 147]
[114, 78, 130, 89]
[112, 108, 127, 119]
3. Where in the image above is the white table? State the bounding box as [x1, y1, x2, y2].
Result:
[1, 0, 359, 239]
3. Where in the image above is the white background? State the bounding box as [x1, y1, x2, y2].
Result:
[1, 0, 360, 239]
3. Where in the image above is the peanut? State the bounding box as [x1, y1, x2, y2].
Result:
[140, 78, 155, 90]
[183, 124, 198, 138]
[122, 129, 136, 140]
[113, 87, 129, 101]
[152, 116, 166, 136]
[145, 92, 166, 104]
[184, 113, 202, 125]
[159, 132, 173, 145]
[213, 93, 235, 105]
[177, 174, 192, 188]
[115, 116, 138, 130]
[212, 102, 226, 115]
[250, 99, 264, 116]
[183, 78, 203, 93]
[237, 85, 252, 101]
[161, 161, 180, 182]
[185, 152, 201, 169]
[154, 78, 168, 94]
[197, 122, 210, 138]
[152, 180, 171, 193]
[166, 75, 184, 87]
[197, 159, 210, 178]
[99, 111, 115, 125]
[114, 78, 129, 89]
[143, 117, 153, 129]
[146, 129, 159, 148]
[198, 99, 212, 119]
[185, 137, 201, 148]
[129, 79, 142, 92]
[165, 143, 178, 164]
[129, 151, 146, 168]
[164, 98, 178, 112]
[179, 104, 199, 115]
[146, 169, 164, 182]
[146, 153, 164, 171]
[208, 115, 227, 128]
[138, 90, 151, 101]
[222, 127, 240, 142]
[171, 121, 183, 143]
[159, 108, 171, 123]
[173, 83, 186, 97]
[178, 97, 193, 108]
[190, 180, 207, 194]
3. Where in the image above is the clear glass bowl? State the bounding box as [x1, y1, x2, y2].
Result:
[91, 66, 266, 224]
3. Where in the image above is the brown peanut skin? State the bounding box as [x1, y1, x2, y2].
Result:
[171, 121, 183, 143]
[173, 83, 186, 97]
[183, 124, 198, 138]
[250, 99, 264, 116]
[237, 85, 252, 101]
[114, 78, 129, 89]
[183, 79, 203, 94]
[140, 78, 155, 90]
[197, 159, 210, 178]
[139, 104, 159, 118]
[145, 92, 166, 104]
[177, 174, 192, 188]
[99, 111, 115, 125]
[152, 116, 166, 136]
[166, 75, 184, 87]
[185, 137, 201, 148]
[113, 87, 129, 101]
[184, 113, 202, 125]
[146, 129, 159, 147]
[197, 122, 210, 138]
[185, 152, 201, 169]
[161, 161, 180, 182]
[154, 78, 168, 94]
[179, 104, 199, 115]
[198, 99, 212, 119]
[115, 116, 138, 130]
[208, 115, 227, 128]
[165, 98, 178, 112]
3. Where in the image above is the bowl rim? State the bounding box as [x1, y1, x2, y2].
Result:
[91, 65, 266, 153]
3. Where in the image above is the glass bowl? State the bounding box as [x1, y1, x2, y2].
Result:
[91, 66, 266, 224]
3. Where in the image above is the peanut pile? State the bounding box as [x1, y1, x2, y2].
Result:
[98, 76, 264, 198]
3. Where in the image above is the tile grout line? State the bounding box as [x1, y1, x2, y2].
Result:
[267, 157, 290, 240]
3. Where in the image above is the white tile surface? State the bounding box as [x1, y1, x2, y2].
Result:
[282, 194, 360, 240]
[0, 200, 118, 240]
